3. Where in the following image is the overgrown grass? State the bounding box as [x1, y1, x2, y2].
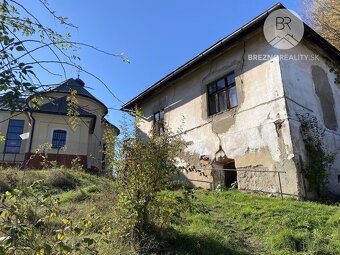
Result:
[160, 213, 253, 255]
[0, 167, 110, 195]
[190, 190, 340, 255]
[1, 168, 339, 254]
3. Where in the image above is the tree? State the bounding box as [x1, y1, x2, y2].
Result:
[0, 0, 129, 141]
[0, 0, 128, 113]
[302, 0, 340, 50]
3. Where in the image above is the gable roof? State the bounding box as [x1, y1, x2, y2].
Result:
[122, 3, 340, 110]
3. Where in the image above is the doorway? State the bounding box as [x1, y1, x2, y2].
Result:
[224, 161, 237, 188]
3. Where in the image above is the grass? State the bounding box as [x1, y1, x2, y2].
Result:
[1, 168, 339, 254]
[160, 213, 253, 255]
[180, 190, 340, 255]
[0, 167, 111, 195]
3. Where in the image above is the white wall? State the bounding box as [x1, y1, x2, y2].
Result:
[280, 40, 340, 196]
[0, 93, 112, 170]
[137, 29, 301, 196]
[30, 112, 91, 156]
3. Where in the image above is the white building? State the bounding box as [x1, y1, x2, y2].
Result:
[122, 4, 340, 198]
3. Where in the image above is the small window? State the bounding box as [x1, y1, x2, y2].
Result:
[208, 72, 238, 115]
[4, 119, 25, 154]
[52, 130, 67, 148]
[153, 109, 165, 135]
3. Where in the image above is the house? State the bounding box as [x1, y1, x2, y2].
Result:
[122, 3, 340, 198]
[0, 78, 119, 171]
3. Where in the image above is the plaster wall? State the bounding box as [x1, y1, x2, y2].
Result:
[30, 112, 91, 156]
[137, 30, 301, 196]
[279, 40, 340, 196]
[34, 93, 105, 169]
[1, 90, 116, 170]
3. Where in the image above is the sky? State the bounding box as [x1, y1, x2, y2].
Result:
[21, 0, 302, 127]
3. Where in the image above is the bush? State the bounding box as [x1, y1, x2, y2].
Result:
[0, 182, 109, 254]
[109, 115, 196, 249]
[0, 170, 20, 192]
[70, 156, 85, 171]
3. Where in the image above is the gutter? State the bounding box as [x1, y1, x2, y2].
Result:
[28, 111, 35, 153]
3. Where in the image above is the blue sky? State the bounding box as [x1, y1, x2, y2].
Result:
[23, 0, 301, 126]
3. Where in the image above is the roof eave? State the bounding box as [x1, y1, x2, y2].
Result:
[121, 2, 340, 110]
[121, 2, 284, 110]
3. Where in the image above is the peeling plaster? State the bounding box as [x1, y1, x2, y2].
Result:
[312, 65, 337, 131]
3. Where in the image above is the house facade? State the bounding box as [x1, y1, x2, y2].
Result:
[0, 78, 119, 171]
[122, 4, 340, 198]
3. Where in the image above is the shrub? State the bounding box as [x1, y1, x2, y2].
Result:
[0, 170, 20, 192]
[108, 114, 196, 248]
[70, 156, 85, 171]
[0, 181, 109, 254]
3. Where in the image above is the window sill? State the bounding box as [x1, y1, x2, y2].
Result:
[208, 106, 238, 118]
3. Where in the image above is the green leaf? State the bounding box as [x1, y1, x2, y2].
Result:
[15, 46, 25, 51]
[56, 232, 64, 241]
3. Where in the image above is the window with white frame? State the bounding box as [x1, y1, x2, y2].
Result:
[51, 129, 67, 148]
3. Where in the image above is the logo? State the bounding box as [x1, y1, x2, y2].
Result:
[263, 9, 304, 50]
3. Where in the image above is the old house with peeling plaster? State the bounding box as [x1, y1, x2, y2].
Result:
[122, 3, 340, 198]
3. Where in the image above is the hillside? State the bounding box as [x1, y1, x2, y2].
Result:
[0, 168, 339, 254]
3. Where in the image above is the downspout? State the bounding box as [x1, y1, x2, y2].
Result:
[28, 111, 35, 154]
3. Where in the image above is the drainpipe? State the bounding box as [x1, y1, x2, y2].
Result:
[28, 111, 35, 154]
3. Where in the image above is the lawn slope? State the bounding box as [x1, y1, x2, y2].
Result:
[1, 169, 339, 255]
[175, 190, 340, 255]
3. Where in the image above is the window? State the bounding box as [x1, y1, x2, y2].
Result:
[153, 109, 165, 135]
[208, 72, 238, 115]
[4, 119, 25, 154]
[52, 130, 67, 148]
